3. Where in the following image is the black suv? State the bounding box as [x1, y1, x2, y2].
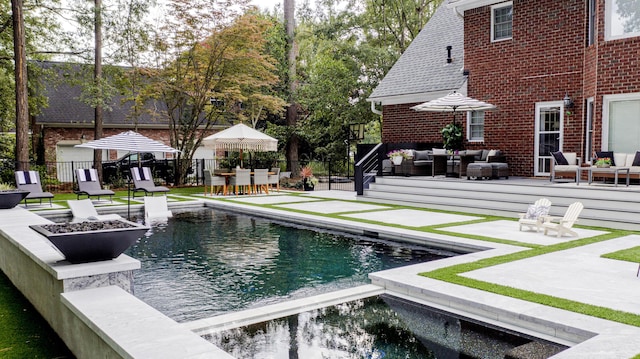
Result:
[102, 152, 173, 184]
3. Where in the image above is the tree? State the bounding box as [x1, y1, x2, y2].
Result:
[11, 0, 29, 170]
[146, 3, 284, 184]
[284, 0, 300, 176]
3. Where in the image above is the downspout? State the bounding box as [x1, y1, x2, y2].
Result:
[370, 101, 382, 115]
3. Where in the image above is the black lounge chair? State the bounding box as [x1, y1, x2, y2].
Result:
[130, 167, 170, 197]
[75, 168, 115, 202]
[14, 170, 54, 207]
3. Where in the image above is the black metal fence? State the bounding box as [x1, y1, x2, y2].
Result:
[3, 158, 355, 192]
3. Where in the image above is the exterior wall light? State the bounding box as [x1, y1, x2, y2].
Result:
[563, 93, 574, 108]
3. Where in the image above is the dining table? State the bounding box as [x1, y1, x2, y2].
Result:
[216, 170, 275, 195]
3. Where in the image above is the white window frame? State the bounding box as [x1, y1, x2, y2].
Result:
[467, 111, 485, 142]
[602, 92, 640, 150]
[584, 97, 595, 163]
[605, 0, 640, 41]
[491, 2, 513, 42]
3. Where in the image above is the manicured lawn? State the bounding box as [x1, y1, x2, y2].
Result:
[0, 271, 73, 358]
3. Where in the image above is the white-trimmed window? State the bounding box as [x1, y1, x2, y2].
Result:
[602, 93, 640, 153]
[605, 0, 640, 41]
[467, 111, 485, 142]
[491, 2, 513, 42]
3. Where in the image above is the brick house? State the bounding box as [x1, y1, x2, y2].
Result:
[33, 61, 218, 167]
[369, 0, 640, 177]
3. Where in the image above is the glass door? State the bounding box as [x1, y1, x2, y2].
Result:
[535, 102, 563, 176]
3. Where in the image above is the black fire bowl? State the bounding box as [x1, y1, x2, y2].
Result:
[0, 190, 30, 209]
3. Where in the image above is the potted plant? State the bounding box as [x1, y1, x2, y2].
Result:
[29, 219, 149, 263]
[594, 157, 612, 168]
[387, 149, 410, 165]
[300, 166, 318, 191]
[441, 123, 463, 152]
[0, 183, 30, 209]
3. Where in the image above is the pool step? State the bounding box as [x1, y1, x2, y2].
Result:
[183, 284, 384, 336]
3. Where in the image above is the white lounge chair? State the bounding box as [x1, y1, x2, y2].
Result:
[542, 202, 584, 237]
[143, 196, 173, 222]
[518, 198, 552, 232]
[67, 199, 122, 223]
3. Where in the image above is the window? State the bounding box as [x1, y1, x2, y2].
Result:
[491, 2, 513, 42]
[605, 0, 640, 40]
[602, 93, 640, 153]
[467, 111, 484, 141]
[588, 0, 596, 45]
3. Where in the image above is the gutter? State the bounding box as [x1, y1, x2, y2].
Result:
[370, 101, 382, 116]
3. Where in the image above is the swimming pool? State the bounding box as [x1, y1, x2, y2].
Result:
[126, 208, 456, 322]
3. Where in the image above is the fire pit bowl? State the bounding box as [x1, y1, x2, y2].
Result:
[30, 219, 149, 263]
[0, 190, 30, 209]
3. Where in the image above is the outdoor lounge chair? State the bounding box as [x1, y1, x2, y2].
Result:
[518, 198, 552, 232]
[143, 196, 172, 222]
[14, 170, 54, 207]
[130, 167, 170, 197]
[550, 151, 580, 182]
[75, 168, 115, 202]
[67, 199, 122, 223]
[203, 169, 226, 196]
[542, 201, 584, 238]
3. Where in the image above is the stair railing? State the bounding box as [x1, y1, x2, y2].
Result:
[355, 143, 383, 195]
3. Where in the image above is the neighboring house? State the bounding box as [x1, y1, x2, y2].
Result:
[33, 61, 218, 180]
[369, 0, 640, 177]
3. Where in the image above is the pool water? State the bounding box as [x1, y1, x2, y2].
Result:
[126, 208, 454, 322]
[205, 295, 567, 359]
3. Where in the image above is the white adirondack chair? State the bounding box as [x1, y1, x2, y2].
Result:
[542, 202, 584, 237]
[518, 198, 552, 232]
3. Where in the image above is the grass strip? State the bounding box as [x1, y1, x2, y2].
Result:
[602, 245, 640, 263]
[421, 230, 640, 327]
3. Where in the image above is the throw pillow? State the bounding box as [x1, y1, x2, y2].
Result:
[596, 151, 615, 166]
[480, 149, 490, 161]
[633, 152, 640, 167]
[414, 150, 432, 161]
[551, 151, 568, 165]
[524, 204, 550, 220]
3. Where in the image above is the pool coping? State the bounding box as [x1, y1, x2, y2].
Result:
[198, 196, 640, 358]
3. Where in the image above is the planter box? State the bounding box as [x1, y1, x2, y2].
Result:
[0, 190, 30, 209]
[30, 219, 149, 263]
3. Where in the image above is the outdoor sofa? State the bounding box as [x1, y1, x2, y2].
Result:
[592, 151, 640, 181]
[392, 148, 507, 177]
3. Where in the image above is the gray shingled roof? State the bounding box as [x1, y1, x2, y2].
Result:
[368, 1, 466, 104]
[34, 61, 169, 127]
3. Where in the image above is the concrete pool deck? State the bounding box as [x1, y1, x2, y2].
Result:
[4, 190, 640, 357]
[197, 190, 640, 358]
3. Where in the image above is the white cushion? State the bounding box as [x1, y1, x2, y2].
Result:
[554, 164, 579, 171]
[625, 154, 635, 167]
[487, 149, 497, 158]
[432, 148, 447, 155]
[613, 153, 627, 167]
[563, 152, 577, 165]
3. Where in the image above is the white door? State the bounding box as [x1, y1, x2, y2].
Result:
[534, 101, 564, 176]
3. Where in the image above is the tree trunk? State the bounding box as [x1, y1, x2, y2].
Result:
[284, 0, 300, 177]
[12, 0, 29, 171]
[93, 0, 104, 178]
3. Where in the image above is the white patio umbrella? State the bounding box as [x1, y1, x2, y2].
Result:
[410, 91, 496, 125]
[75, 131, 180, 218]
[202, 123, 278, 167]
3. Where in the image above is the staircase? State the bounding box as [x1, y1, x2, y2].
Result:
[362, 176, 640, 231]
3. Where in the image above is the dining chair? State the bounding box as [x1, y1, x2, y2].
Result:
[252, 169, 269, 194]
[229, 169, 252, 195]
[268, 167, 280, 192]
[203, 169, 226, 196]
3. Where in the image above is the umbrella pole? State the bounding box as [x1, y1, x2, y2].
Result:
[127, 176, 131, 220]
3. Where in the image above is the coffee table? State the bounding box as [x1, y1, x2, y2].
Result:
[576, 166, 629, 187]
